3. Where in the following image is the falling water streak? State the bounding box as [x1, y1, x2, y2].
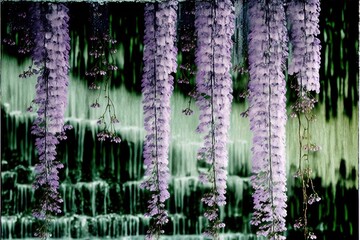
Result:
[232, 0, 249, 70]
[1, 36, 358, 238]
[2, 54, 358, 186]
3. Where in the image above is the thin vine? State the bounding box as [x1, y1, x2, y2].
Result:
[86, 14, 121, 143]
[290, 81, 321, 240]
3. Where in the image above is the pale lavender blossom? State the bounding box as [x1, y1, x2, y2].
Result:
[309, 232, 317, 239]
[195, 0, 234, 236]
[294, 218, 304, 229]
[30, 3, 70, 234]
[248, 0, 288, 238]
[308, 193, 321, 205]
[90, 102, 100, 108]
[111, 136, 121, 143]
[288, 0, 321, 93]
[32, 3, 70, 135]
[140, 1, 178, 239]
[97, 131, 110, 141]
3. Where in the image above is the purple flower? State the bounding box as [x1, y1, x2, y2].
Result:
[89, 82, 101, 90]
[111, 116, 120, 124]
[62, 124, 73, 131]
[248, 0, 288, 238]
[57, 132, 67, 141]
[97, 131, 110, 141]
[90, 102, 100, 108]
[140, 1, 178, 238]
[32, 3, 70, 134]
[288, 0, 321, 93]
[201, 193, 216, 207]
[294, 218, 303, 229]
[27, 106, 33, 112]
[194, 0, 234, 236]
[108, 64, 118, 71]
[308, 193, 321, 205]
[309, 232, 317, 239]
[30, 3, 70, 237]
[203, 209, 219, 221]
[111, 136, 121, 143]
[32, 132, 64, 214]
[215, 223, 226, 229]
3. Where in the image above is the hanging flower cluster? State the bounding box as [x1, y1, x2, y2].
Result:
[0, 1, 329, 239]
[288, 0, 321, 93]
[289, 112, 321, 239]
[86, 33, 121, 143]
[140, 1, 178, 239]
[287, 1, 322, 239]
[247, 0, 288, 239]
[287, 1, 322, 238]
[30, 3, 70, 238]
[86, 4, 121, 143]
[195, 0, 234, 237]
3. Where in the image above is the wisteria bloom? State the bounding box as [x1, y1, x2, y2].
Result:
[139, 1, 178, 239]
[288, 0, 321, 93]
[30, 2, 70, 229]
[195, 0, 234, 237]
[247, 0, 288, 239]
[32, 3, 70, 135]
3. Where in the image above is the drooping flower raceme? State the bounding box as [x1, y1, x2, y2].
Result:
[195, 0, 234, 237]
[287, 1, 322, 238]
[140, 1, 178, 239]
[30, 3, 70, 236]
[288, 0, 321, 93]
[32, 3, 70, 136]
[86, 4, 122, 144]
[247, 0, 288, 239]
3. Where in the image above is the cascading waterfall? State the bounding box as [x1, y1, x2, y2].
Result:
[1, 51, 358, 238]
[1, 1, 358, 239]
